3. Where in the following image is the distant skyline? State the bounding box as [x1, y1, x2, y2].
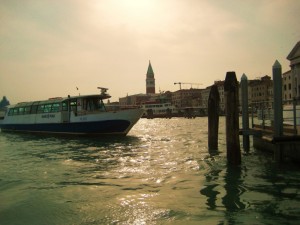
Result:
[1, 0, 300, 103]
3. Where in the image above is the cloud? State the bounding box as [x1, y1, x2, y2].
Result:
[0, 0, 299, 103]
[258, 0, 300, 25]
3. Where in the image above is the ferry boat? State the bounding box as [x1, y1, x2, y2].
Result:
[141, 101, 178, 118]
[0, 88, 144, 136]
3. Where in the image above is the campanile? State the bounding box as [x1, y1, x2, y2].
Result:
[146, 61, 155, 94]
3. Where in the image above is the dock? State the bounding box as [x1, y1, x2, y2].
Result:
[239, 61, 300, 163]
[240, 125, 300, 162]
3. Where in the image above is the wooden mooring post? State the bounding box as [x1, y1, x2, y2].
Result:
[272, 60, 283, 161]
[224, 72, 241, 165]
[241, 74, 250, 152]
[208, 84, 220, 151]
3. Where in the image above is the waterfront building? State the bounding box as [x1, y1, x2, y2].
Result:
[119, 93, 151, 106]
[171, 88, 202, 108]
[287, 41, 300, 101]
[118, 91, 173, 110]
[248, 75, 273, 108]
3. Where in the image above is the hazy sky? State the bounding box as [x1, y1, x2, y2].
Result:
[1, 0, 299, 103]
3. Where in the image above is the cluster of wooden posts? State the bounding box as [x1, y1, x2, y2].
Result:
[208, 61, 284, 165]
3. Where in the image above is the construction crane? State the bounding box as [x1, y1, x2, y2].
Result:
[174, 82, 202, 90]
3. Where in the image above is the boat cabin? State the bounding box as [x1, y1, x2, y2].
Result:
[4, 88, 111, 124]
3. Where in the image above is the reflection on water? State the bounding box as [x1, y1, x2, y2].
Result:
[222, 166, 246, 212]
[0, 118, 300, 225]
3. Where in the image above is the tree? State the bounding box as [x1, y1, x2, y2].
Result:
[0, 96, 10, 109]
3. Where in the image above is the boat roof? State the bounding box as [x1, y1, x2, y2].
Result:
[9, 93, 111, 108]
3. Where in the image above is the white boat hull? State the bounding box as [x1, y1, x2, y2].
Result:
[0, 108, 144, 136]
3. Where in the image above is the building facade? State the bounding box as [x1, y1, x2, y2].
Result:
[119, 94, 151, 106]
[171, 89, 202, 108]
[286, 41, 300, 101]
[248, 75, 273, 108]
[282, 70, 293, 104]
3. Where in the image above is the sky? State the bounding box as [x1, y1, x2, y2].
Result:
[0, 0, 300, 103]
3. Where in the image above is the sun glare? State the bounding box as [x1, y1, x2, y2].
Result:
[117, 0, 155, 16]
[90, 0, 171, 33]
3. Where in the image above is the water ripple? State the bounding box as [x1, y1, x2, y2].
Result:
[1, 118, 300, 224]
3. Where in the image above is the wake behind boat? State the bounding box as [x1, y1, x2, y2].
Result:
[0, 87, 144, 136]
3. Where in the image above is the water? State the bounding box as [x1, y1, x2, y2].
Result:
[0, 117, 299, 225]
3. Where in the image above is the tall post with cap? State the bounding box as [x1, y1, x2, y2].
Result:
[273, 60, 283, 137]
[272, 60, 283, 161]
[241, 73, 250, 152]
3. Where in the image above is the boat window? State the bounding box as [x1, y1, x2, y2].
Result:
[31, 105, 38, 114]
[28, 102, 39, 114]
[86, 100, 92, 110]
[37, 105, 45, 113]
[51, 103, 60, 112]
[82, 99, 87, 110]
[94, 99, 100, 109]
[70, 101, 77, 106]
[34, 103, 62, 113]
[84, 98, 103, 111]
[98, 99, 105, 111]
[44, 104, 52, 113]
[13, 108, 19, 115]
[62, 102, 68, 111]
[19, 107, 25, 115]
[24, 106, 31, 114]
[8, 108, 14, 116]
[70, 100, 77, 113]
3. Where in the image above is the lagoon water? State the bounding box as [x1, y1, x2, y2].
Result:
[0, 117, 299, 225]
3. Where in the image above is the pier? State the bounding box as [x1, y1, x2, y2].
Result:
[240, 61, 300, 162]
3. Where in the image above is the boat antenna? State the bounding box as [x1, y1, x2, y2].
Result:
[76, 87, 80, 96]
[97, 87, 109, 95]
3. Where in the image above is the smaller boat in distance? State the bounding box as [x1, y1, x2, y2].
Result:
[0, 87, 144, 136]
[141, 101, 178, 119]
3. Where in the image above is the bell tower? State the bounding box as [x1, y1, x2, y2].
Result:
[146, 60, 155, 94]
